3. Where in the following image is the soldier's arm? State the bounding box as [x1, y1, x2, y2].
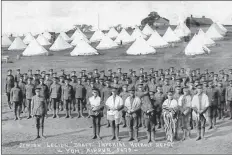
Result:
[10, 89, 13, 102]
[225, 87, 228, 102]
[5, 77, 8, 93]
[31, 97, 34, 116]
[132, 98, 142, 113]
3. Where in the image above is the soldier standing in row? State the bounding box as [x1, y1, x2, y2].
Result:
[75, 78, 86, 118]
[25, 78, 35, 119]
[119, 84, 130, 128]
[50, 77, 62, 118]
[226, 80, 232, 119]
[5, 69, 15, 109]
[62, 79, 73, 118]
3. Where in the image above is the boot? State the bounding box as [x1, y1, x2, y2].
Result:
[115, 126, 120, 141]
[146, 131, 151, 143]
[52, 110, 56, 118]
[41, 127, 46, 139]
[151, 130, 156, 142]
[35, 128, 40, 139]
[196, 129, 201, 141]
[106, 120, 110, 128]
[69, 110, 73, 118]
[128, 131, 134, 141]
[208, 118, 213, 130]
[80, 104, 84, 118]
[122, 118, 126, 128]
[92, 125, 97, 139]
[65, 111, 69, 118]
[96, 125, 102, 140]
[201, 128, 206, 140]
[134, 130, 139, 142]
[110, 126, 116, 140]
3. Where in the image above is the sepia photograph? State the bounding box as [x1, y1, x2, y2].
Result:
[1, 1, 232, 154]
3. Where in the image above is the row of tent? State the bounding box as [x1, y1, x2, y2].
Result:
[184, 23, 228, 55]
[1, 22, 229, 56]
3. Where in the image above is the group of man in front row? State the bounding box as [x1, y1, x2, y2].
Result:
[5, 67, 232, 142]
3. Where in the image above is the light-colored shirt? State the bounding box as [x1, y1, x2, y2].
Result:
[191, 93, 209, 119]
[106, 95, 123, 118]
[163, 99, 178, 109]
[89, 96, 101, 108]
[178, 95, 192, 108]
[124, 96, 141, 111]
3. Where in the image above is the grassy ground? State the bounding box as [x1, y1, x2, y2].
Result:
[2, 25, 232, 154]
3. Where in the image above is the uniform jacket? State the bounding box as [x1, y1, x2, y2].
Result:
[25, 84, 35, 99]
[154, 92, 165, 112]
[62, 84, 74, 100]
[74, 84, 86, 99]
[10, 87, 23, 102]
[14, 73, 22, 82]
[36, 84, 49, 99]
[31, 95, 47, 116]
[217, 87, 226, 102]
[226, 86, 232, 101]
[5, 75, 15, 93]
[44, 79, 53, 89]
[49, 83, 62, 99]
[102, 87, 112, 103]
[18, 82, 26, 97]
[206, 87, 220, 106]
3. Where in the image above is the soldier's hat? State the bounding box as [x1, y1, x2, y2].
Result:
[88, 72, 93, 75]
[123, 73, 127, 76]
[90, 79, 95, 83]
[28, 69, 32, 72]
[160, 74, 165, 77]
[8, 69, 12, 72]
[181, 68, 185, 70]
[175, 85, 181, 89]
[100, 70, 105, 73]
[150, 68, 154, 70]
[61, 69, 65, 72]
[53, 77, 58, 80]
[167, 90, 174, 94]
[92, 87, 98, 92]
[214, 74, 218, 77]
[77, 77, 81, 80]
[196, 68, 200, 71]
[19, 75, 23, 79]
[71, 71, 76, 73]
[176, 78, 182, 82]
[170, 67, 174, 69]
[35, 87, 41, 91]
[59, 75, 64, 79]
[94, 69, 98, 71]
[149, 89, 155, 93]
[71, 75, 77, 79]
[45, 73, 50, 76]
[203, 80, 208, 84]
[95, 76, 99, 80]
[113, 72, 116, 74]
[165, 69, 169, 72]
[111, 87, 118, 91]
[128, 86, 135, 91]
[154, 70, 158, 73]
[210, 71, 214, 74]
[86, 78, 91, 81]
[108, 69, 112, 72]
[225, 74, 229, 77]
[82, 69, 86, 72]
[129, 69, 133, 72]
[41, 71, 46, 74]
[183, 86, 189, 91]
[151, 76, 155, 79]
[201, 74, 205, 77]
[105, 79, 110, 83]
[157, 84, 163, 88]
[117, 68, 122, 70]
[171, 73, 176, 76]
[159, 69, 163, 71]
[229, 80, 232, 83]
[113, 76, 118, 79]
[165, 77, 170, 80]
[138, 83, 143, 87]
[229, 69, 232, 71]
[122, 84, 128, 88]
[132, 71, 136, 73]
[126, 77, 130, 80]
[140, 68, 144, 70]
[16, 69, 20, 71]
[36, 69, 40, 72]
[49, 69, 53, 72]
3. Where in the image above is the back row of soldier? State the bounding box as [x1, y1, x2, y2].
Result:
[5, 67, 232, 141]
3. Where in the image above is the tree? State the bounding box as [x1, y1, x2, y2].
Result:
[141, 11, 161, 26]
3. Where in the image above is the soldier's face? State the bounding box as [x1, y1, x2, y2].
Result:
[65, 80, 69, 85]
[197, 88, 203, 94]
[78, 80, 81, 84]
[35, 90, 40, 95]
[157, 87, 162, 92]
[176, 88, 181, 93]
[149, 92, 154, 98]
[167, 93, 173, 100]
[8, 71, 12, 75]
[40, 79, 44, 84]
[183, 90, 188, 95]
[28, 80, 31, 84]
[122, 87, 127, 92]
[92, 91, 98, 97]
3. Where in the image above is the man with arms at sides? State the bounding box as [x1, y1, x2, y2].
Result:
[87, 88, 104, 140]
[50, 77, 62, 118]
[5, 69, 15, 109]
[106, 87, 124, 141]
[62, 79, 74, 118]
[31, 88, 48, 139]
[225, 80, 232, 120]
[192, 84, 209, 141]
[124, 87, 141, 142]
[119, 84, 130, 128]
[102, 80, 112, 128]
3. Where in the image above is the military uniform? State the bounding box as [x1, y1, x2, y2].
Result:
[62, 84, 74, 117]
[18, 81, 26, 111]
[217, 85, 226, 119]
[225, 83, 232, 119]
[10, 87, 23, 120]
[154, 91, 165, 128]
[5, 74, 15, 108]
[119, 90, 130, 127]
[25, 83, 35, 118]
[75, 83, 86, 117]
[49, 82, 62, 118]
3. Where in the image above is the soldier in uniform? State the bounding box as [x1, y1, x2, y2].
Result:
[162, 77, 173, 98]
[93, 69, 100, 78]
[49, 69, 54, 78]
[5, 69, 15, 109]
[149, 68, 154, 77]
[206, 81, 220, 129]
[37, 78, 49, 113]
[70, 76, 77, 111]
[128, 69, 133, 78]
[31, 88, 47, 139]
[111, 77, 121, 94]
[202, 81, 208, 94]
[50, 77, 62, 118]
[119, 84, 130, 127]
[223, 74, 230, 88]
[32, 74, 40, 88]
[154, 85, 165, 129]
[97, 78, 105, 97]
[87, 88, 104, 139]
[225, 80, 232, 119]
[158, 69, 164, 77]
[18, 76, 26, 113]
[100, 70, 107, 81]
[44, 74, 53, 110]
[131, 71, 138, 85]
[124, 87, 141, 142]
[10, 81, 23, 120]
[35, 70, 41, 79]
[75, 78, 86, 118]
[213, 74, 219, 87]
[102, 80, 112, 127]
[62, 79, 74, 118]
[59, 76, 65, 111]
[117, 68, 123, 79]
[14, 69, 22, 82]
[147, 76, 157, 93]
[107, 69, 113, 77]
[71, 71, 76, 77]
[25, 78, 35, 119]
[217, 81, 226, 119]
[60, 69, 66, 77]
[41, 71, 46, 79]
[23, 73, 28, 83]
[28, 69, 33, 79]
[139, 68, 144, 77]
[159, 74, 165, 86]
[142, 90, 156, 143]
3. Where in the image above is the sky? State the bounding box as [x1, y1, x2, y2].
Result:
[2, 1, 232, 35]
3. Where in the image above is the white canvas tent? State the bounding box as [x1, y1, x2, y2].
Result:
[197, 29, 216, 47]
[2, 36, 12, 47]
[71, 35, 90, 45]
[36, 34, 51, 46]
[205, 24, 224, 40]
[22, 39, 49, 56]
[184, 34, 210, 56]
[163, 27, 181, 43]
[71, 28, 88, 40]
[60, 32, 72, 42]
[106, 27, 119, 39]
[131, 28, 147, 40]
[96, 35, 119, 50]
[147, 31, 169, 48]
[70, 40, 99, 56]
[126, 37, 156, 55]
[174, 22, 191, 38]
[222, 13, 232, 26]
[90, 30, 105, 42]
[49, 35, 73, 51]
[142, 24, 154, 36]
[8, 37, 27, 50]
[214, 23, 227, 36]
[23, 32, 35, 45]
[114, 29, 134, 45]
[43, 31, 52, 40]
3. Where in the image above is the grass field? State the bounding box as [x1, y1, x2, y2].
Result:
[2, 25, 232, 154]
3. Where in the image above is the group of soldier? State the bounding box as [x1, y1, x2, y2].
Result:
[5, 67, 232, 142]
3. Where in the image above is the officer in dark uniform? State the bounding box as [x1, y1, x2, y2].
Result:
[154, 85, 165, 129]
[70, 75, 77, 111]
[5, 69, 15, 109]
[25, 78, 35, 119]
[117, 68, 122, 79]
[62, 78, 74, 118]
[37, 78, 49, 113]
[217, 81, 226, 119]
[226, 80, 232, 119]
[10, 81, 23, 120]
[49, 77, 62, 118]
[75, 78, 86, 118]
[59, 76, 65, 111]
[131, 71, 138, 85]
[18, 76, 26, 113]
[31, 87, 47, 139]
